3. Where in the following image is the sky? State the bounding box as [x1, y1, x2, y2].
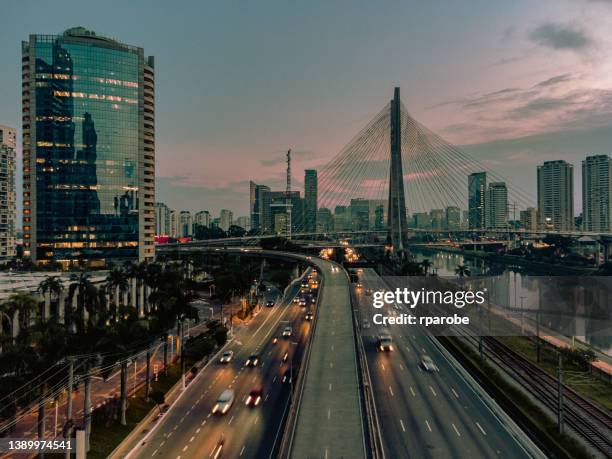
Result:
[2, 0, 612, 218]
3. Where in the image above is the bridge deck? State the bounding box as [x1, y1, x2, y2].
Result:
[291, 260, 366, 459]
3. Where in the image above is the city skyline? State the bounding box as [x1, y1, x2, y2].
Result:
[1, 1, 612, 219]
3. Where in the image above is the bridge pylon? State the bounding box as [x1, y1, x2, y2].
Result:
[387, 87, 409, 257]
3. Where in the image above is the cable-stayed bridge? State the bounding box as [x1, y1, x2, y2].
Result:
[182, 88, 612, 252]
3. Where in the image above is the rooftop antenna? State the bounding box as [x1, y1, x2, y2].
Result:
[286, 149, 292, 239]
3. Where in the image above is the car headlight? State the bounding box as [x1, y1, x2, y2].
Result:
[213, 404, 219, 413]
[222, 405, 229, 413]
[255, 396, 261, 405]
[246, 396, 252, 405]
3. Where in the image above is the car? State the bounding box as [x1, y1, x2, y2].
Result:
[299, 298, 307, 307]
[377, 333, 393, 352]
[306, 256, 312, 261]
[293, 296, 301, 304]
[365, 288, 373, 296]
[272, 337, 278, 345]
[219, 350, 234, 363]
[245, 387, 263, 406]
[311, 296, 317, 304]
[281, 351, 289, 363]
[211, 435, 225, 459]
[420, 355, 439, 372]
[362, 319, 370, 329]
[266, 300, 275, 307]
[305, 310, 314, 321]
[282, 326, 293, 337]
[212, 389, 235, 414]
[301, 279, 309, 287]
[281, 369, 292, 384]
[245, 354, 260, 367]
[356, 283, 363, 289]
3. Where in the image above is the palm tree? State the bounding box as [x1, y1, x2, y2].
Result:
[420, 259, 433, 275]
[2, 292, 38, 338]
[69, 272, 99, 333]
[455, 264, 471, 278]
[106, 267, 129, 314]
[38, 276, 63, 321]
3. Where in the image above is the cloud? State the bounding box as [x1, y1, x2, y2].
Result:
[529, 23, 593, 51]
[533, 73, 573, 88]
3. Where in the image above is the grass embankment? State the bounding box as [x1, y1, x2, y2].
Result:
[439, 336, 593, 459]
[498, 336, 612, 410]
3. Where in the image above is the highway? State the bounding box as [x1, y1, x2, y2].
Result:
[125, 271, 314, 459]
[355, 268, 542, 459]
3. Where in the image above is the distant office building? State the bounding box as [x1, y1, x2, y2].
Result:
[169, 210, 178, 238]
[430, 209, 444, 230]
[537, 160, 574, 231]
[350, 199, 370, 231]
[486, 182, 508, 229]
[368, 200, 386, 230]
[155, 202, 171, 236]
[194, 210, 211, 229]
[582, 155, 612, 232]
[413, 212, 431, 229]
[445, 206, 461, 230]
[468, 172, 487, 229]
[250, 181, 271, 233]
[317, 208, 333, 232]
[179, 211, 193, 237]
[22, 27, 155, 266]
[520, 207, 537, 231]
[304, 169, 318, 232]
[0, 126, 16, 262]
[235, 216, 250, 231]
[334, 206, 350, 231]
[268, 191, 303, 234]
[219, 209, 233, 232]
[462, 210, 469, 229]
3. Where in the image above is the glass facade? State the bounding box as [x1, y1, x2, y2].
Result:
[23, 28, 155, 266]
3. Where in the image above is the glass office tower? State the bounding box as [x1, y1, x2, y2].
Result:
[22, 27, 155, 267]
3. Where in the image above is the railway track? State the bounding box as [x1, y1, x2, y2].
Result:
[477, 336, 612, 457]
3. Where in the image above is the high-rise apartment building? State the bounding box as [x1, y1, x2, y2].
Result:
[350, 199, 370, 231]
[430, 209, 445, 230]
[219, 209, 233, 232]
[537, 160, 574, 231]
[317, 208, 333, 232]
[468, 172, 486, 229]
[486, 182, 508, 229]
[0, 126, 16, 262]
[179, 211, 192, 237]
[582, 155, 612, 232]
[194, 210, 211, 229]
[235, 216, 250, 231]
[445, 206, 461, 230]
[22, 28, 155, 266]
[155, 202, 171, 236]
[304, 169, 318, 232]
[520, 207, 537, 231]
[250, 181, 271, 233]
[169, 210, 178, 238]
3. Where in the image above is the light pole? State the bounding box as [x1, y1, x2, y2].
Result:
[520, 296, 527, 335]
[132, 358, 137, 398]
[289, 341, 298, 399]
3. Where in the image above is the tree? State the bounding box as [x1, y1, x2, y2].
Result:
[38, 276, 64, 321]
[2, 292, 38, 337]
[455, 264, 471, 278]
[227, 225, 246, 238]
[420, 259, 433, 275]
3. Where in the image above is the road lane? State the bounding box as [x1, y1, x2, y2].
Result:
[128, 271, 314, 459]
[356, 268, 536, 459]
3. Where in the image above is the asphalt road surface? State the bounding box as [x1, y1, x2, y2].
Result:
[356, 268, 538, 459]
[127, 273, 315, 459]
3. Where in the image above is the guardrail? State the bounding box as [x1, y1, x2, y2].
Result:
[350, 286, 385, 459]
[275, 264, 324, 458]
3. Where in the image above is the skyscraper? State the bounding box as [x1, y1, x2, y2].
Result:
[250, 181, 271, 233]
[520, 207, 537, 231]
[429, 209, 445, 230]
[235, 216, 250, 231]
[350, 199, 370, 231]
[22, 28, 155, 266]
[219, 209, 233, 232]
[582, 155, 612, 232]
[445, 206, 461, 230]
[537, 160, 574, 231]
[179, 211, 193, 237]
[194, 210, 211, 229]
[155, 202, 171, 236]
[317, 208, 333, 232]
[304, 169, 318, 232]
[0, 126, 16, 262]
[486, 182, 508, 229]
[468, 172, 486, 229]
